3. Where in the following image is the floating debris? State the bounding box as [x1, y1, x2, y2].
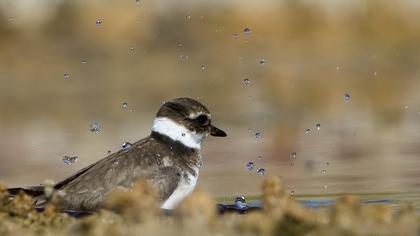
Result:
[62, 156, 78, 166]
[257, 168, 265, 176]
[322, 169, 327, 174]
[233, 33, 239, 39]
[122, 102, 128, 109]
[305, 128, 310, 134]
[290, 152, 297, 159]
[290, 190, 295, 196]
[95, 19, 102, 26]
[89, 122, 101, 134]
[201, 65, 206, 70]
[316, 123, 321, 130]
[243, 78, 251, 85]
[246, 161, 254, 171]
[259, 59, 267, 66]
[64, 73, 70, 80]
[255, 132, 262, 140]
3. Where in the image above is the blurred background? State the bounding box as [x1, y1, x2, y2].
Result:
[1, 0, 420, 199]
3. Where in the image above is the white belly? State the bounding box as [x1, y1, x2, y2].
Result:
[161, 168, 199, 210]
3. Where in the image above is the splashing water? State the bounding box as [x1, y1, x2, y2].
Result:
[344, 93, 351, 102]
[89, 122, 101, 134]
[257, 168, 265, 176]
[63, 156, 78, 166]
[234, 195, 247, 209]
[122, 142, 133, 151]
[246, 161, 254, 171]
[243, 28, 251, 35]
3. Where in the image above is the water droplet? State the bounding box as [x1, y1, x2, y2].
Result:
[255, 132, 262, 140]
[201, 65, 206, 70]
[257, 168, 265, 176]
[8, 17, 13, 23]
[246, 161, 254, 171]
[62, 156, 78, 166]
[187, 15, 191, 20]
[243, 28, 251, 35]
[233, 33, 239, 39]
[305, 128, 310, 134]
[122, 142, 133, 151]
[243, 78, 251, 85]
[290, 190, 295, 196]
[316, 123, 321, 130]
[290, 152, 297, 159]
[322, 169, 326, 174]
[64, 73, 70, 80]
[122, 102, 128, 109]
[95, 19, 102, 26]
[234, 195, 247, 208]
[324, 185, 328, 189]
[373, 71, 378, 76]
[177, 42, 183, 47]
[259, 59, 267, 66]
[344, 93, 351, 102]
[129, 47, 135, 51]
[336, 66, 340, 71]
[81, 59, 88, 64]
[89, 122, 101, 134]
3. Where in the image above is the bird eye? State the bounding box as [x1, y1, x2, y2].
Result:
[196, 115, 209, 125]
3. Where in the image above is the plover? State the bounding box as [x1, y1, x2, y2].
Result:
[8, 97, 226, 211]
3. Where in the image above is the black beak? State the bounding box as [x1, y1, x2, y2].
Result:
[210, 125, 227, 137]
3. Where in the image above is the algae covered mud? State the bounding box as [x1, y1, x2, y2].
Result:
[1, 177, 419, 236]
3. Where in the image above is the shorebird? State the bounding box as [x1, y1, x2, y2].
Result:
[8, 97, 226, 211]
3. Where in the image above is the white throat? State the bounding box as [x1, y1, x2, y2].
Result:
[152, 117, 205, 149]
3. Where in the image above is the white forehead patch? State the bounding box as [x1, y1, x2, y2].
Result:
[152, 117, 205, 149]
[188, 111, 210, 119]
